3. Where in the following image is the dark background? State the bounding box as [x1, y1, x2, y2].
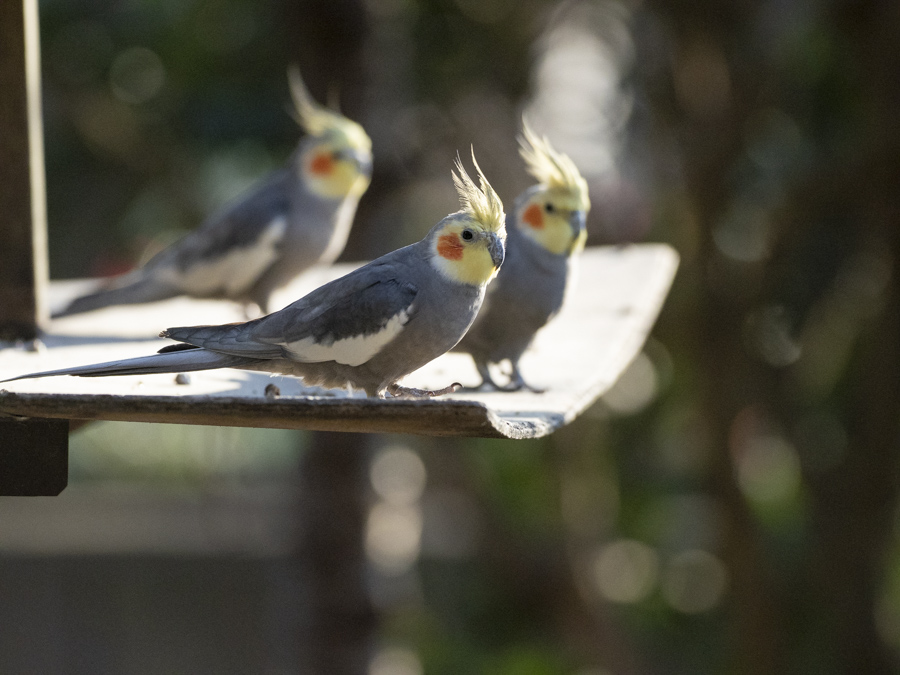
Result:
[2, 0, 899, 673]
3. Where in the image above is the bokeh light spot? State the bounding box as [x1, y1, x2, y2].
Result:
[744, 108, 805, 172]
[736, 434, 802, 506]
[369, 646, 423, 675]
[713, 199, 770, 263]
[593, 539, 659, 604]
[370, 446, 427, 507]
[366, 503, 422, 575]
[661, 549, 729, 613]
[109, 47, 166, 105]
[602, 351, 659, 415]
[743, 304, 802, 367]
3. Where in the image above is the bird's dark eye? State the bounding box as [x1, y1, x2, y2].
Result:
[544, 203, 555, 213]
[461, 229, 474, 241]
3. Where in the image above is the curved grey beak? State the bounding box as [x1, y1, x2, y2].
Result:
[488, 232, 505, 269]
[570, 210, 587, 238]
[336, 148, 373, 176]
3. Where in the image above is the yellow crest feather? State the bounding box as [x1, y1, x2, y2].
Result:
[287, 65, 371, 151]
[519, 120, 590, 211]
[451, 150, 506, 235]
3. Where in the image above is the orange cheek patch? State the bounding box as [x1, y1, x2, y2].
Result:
[522, 203, 544, 229]
[437, 233, 464, 260]
[310, 152, 335, 175]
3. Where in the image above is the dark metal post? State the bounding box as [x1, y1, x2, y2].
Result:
[0, 0, 49, 342]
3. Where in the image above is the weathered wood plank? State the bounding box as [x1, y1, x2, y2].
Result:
[0, 393, 511, 437]
[0, 0, 49, 341]
[0, 245, 678, 439]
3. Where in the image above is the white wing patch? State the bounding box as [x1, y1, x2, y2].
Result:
[285, 308, 412, 366]
[161, 217, 287, 296]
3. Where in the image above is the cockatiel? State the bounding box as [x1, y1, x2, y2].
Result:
[7, 155, 506, 398]
[455, 122, 589, 392]
[53, 66, 373, 318]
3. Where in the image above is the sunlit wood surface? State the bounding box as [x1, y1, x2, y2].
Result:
[0, 245, 678, 439]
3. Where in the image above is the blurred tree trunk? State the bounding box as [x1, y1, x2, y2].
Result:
[279, 6, 377, 673]
[638, 0, 900, 671]
[294, 432, 374, 675]
[635, 1, 784, 670]
[799, 3, 900, 672]
[435, 433, 650, 675]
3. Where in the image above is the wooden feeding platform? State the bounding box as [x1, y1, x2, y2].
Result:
[0, 0, 678, 496]
[0, 245, 677, 441]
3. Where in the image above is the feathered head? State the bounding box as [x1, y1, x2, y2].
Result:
[518, 120, 590, 212]
[287, 65, 371, 154]
[451, 150, 506, 235]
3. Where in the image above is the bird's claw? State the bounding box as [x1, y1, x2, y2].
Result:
[457, 381, 500, 393]
[501, 365, 545, 393]
[472, 362, 545, 394]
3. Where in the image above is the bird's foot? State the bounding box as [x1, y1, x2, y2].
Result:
[0, 338, 45, 353]
[387, 382, 462, 399]
[499, 368, 545, 394]
[498, 380, 545, 394]
[457, 362, 506, 392]
[457, 382, 498, 393]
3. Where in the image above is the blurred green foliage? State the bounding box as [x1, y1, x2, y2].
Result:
[6, 0, 900, 673]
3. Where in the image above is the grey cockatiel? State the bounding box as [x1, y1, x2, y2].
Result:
[7, 156, 506, 398]
[53, 66, 373, 318]
[455, 122, 589, 392]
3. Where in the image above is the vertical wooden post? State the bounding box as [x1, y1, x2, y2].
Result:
[0, 0, 49, 342]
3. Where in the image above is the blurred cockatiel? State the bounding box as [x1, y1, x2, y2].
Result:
[455, 122, 589, 392]
[53, 66, 373, 319]
[9, 155, 506, 398]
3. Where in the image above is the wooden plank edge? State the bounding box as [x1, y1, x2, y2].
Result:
[0, 391, 558, 439]
[562, 245, 680, 425]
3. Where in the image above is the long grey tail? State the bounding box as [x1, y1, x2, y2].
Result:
[1, 346, 256, 382]
[52, 275, 178, 319]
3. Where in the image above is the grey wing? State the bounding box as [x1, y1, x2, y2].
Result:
[144, 169, 293, 296]
[163, 256, 420, 366]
